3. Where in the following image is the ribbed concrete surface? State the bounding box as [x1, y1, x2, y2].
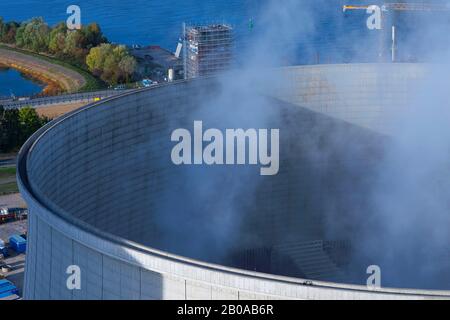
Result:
[17, 64, 450, 299]
[272, 63, 427, 135]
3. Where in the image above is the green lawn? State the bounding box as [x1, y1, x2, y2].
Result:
[0, 167, 16, 179]
[0, 182, 18, 195]
[0, 167, 18, 195]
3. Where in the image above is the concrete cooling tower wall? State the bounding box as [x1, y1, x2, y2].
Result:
[17, 63, 450, 299]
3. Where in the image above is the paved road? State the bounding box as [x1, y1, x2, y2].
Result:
[0, 193, 26, 209]
[0, 220, 27, 296]
[0, 159, 15, 168]
[0, 89, 136, 109]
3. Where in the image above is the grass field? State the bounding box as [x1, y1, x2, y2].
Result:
[0, 167, 16, 177]
[0, 167, 18, 196]
[0, 182, 18, 195]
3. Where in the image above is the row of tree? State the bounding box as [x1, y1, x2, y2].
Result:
[86, 44, 137, 85]
[0, 17, 137, 85]
[0, 106, 50, 153]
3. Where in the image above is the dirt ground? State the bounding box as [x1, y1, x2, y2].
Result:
[0, 193, 26, 208]
[36, 102, 88, 119]
[0, 220, 27, 241]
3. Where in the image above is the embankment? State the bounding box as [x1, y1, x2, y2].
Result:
[0, 47, 86, 95]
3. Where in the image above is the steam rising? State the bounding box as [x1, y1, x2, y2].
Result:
[352, 5, 450, 290]
[152, 0, 450, 289]
[155, 0, 323, 263]
[361, 67, 450, 289]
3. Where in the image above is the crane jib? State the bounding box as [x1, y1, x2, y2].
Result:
[343, 3, 450, 12]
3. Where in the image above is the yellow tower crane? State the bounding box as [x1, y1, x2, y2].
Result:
[343, 3, 450, 12]
[343, 2, 450, 62]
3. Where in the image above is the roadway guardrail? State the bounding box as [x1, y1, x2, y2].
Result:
[0, 89, 135, 109]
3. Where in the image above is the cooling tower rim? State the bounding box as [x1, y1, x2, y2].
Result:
[277, 62, 428, 69]
[16, 64, 450, 298]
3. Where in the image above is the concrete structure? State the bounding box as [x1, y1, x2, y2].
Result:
[184, 24, 233, 79]
[17, 64, 450, 299]
[1, 89, 135, 109]
[130, 45, 183, 82]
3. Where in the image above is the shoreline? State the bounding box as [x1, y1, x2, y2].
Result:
[0, 62, 63, 96]
[0, 46, 87, 95]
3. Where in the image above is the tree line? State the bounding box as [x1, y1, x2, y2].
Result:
[0, 17, 137, 85]
[0, 106, 50, 153]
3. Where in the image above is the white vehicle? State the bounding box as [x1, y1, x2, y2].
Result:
[114, 84, 127, 91]
[142, 79, 156, 87]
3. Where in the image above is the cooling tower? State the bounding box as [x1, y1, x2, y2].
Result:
[17, 64, 450, 299]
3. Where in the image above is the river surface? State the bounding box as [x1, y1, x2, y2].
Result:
[0, 0, 441, 95]
[0, 0, 382, 60]
[0, 67, 44, 97]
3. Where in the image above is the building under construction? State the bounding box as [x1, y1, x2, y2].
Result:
[184, 24, 233, 79]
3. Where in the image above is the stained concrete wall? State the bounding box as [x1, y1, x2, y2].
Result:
[17, 64, 450, 299]
[272, 63, 427, 135]
[19, 188, 450, 300]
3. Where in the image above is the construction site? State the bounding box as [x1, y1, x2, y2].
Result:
[342, 1, 450, 62]
[183, 24, 234, 79]
[7, 0, 450, 300]
[18, 60, 450, 299]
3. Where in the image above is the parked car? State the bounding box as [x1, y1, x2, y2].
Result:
[142, 79, 156, 87]
[0, 208, 27, 223]
[0, 208, 15, 224]
[114, 84, 127, 90]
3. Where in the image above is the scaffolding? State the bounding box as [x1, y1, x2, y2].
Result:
[183, 23, 234, 79]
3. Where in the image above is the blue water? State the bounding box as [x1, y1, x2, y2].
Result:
[0, 68, 44, 97]
[0, 0, 442, 95]
[0, 0, 261, 50]
[0, 0, 381, 61]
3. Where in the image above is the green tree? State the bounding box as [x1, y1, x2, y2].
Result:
[86, 44, 136, 85]
[59, 23, 108, 67]
[1, 16, 109, 72]
[82, 23, 107, 49]
[0, 106, 20, 153]
[0, 21, 19, 44]
[15, 18, 50, 52]
[48, 22, 67, 55]
[0, 18, 4, 39]
[18, 107, 44, 143]
[0, 105, 9, 153]
[63, 30, 89, 66]
[86, 42, 110, 74]
[0, 106, 49, 153]
[119, 56, 137, 83]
